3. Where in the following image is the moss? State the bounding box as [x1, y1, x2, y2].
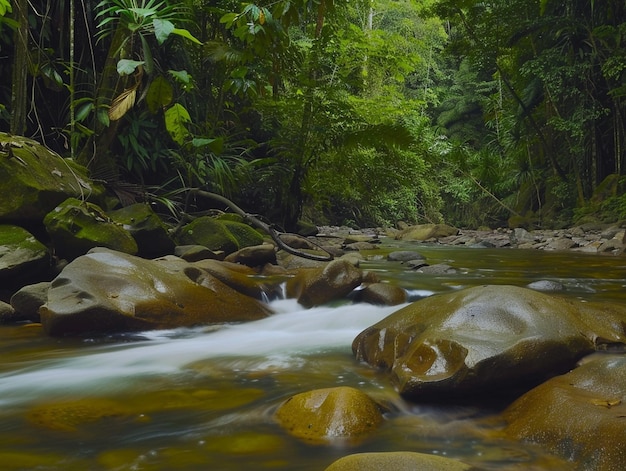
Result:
[0, 133, 104, 222]
[44, 198, 137, 260]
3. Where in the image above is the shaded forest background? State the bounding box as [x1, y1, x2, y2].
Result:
[1, 0, 625, 230]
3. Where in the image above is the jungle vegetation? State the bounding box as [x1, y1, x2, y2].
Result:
[1, 0, 625, 230]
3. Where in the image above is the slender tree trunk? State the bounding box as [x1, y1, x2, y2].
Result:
[10, 0, 29, 135]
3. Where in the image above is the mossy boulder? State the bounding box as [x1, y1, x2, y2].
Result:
[353, 285, 626, 400]
[0, 133, 104, 223]
[504, 354, 626, 471]
[108, 203, 175, 258]
[43, 198, 138, 260]
[274, 386, 384, 443]
[178, 216, 264, 255]
[0, 225, 50, 286]
[324, 452, 479, 471]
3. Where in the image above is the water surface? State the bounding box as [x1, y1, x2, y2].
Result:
[1, 241, 624, 470]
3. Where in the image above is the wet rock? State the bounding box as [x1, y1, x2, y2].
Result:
[414, 263, 456, 274]
[174, 245, 224, 262]
[344, 241, 377, 251]
[274, 386, 383, 442]
[285, 259, 363, 307]
[108, 203, 175, 258]
[545, 237, 577, 251]
[0, 225, 50, 287]
[355, 283, 408, 306]
[40, 249, 271, 336]
[526, 280, 564, 292]
[352, 285, 626, 400]
[504, 354, 626, 471]
[0, 133, 104, 223]
[192, 258, 277, 300]
[177, 216, 263, 255]
[387, 251, 425, 262]
[10, 281, 50, 322]
[0, 300, 15, 323]
[323, 451, 479, 471]
[224, 243, 277, 267]
[44, 198, 138, 260]
[395, 223, 458, 241]
[510, 228, 537, 245]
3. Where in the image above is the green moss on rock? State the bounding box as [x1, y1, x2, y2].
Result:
[44, 198, 137, 260]
[178, 216, 263, 255]
[0, 133, 104, 223]
[0, 225, 50, 285]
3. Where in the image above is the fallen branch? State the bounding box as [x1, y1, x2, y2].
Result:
[188, 189, 334, 262]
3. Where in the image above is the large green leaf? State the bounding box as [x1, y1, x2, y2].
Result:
[146, 75, 173, 113]
[171, 28, 202, 45]
[153, 18, 175, 44]
[164, 103, 191, 145]
[117, 59, 144, 76]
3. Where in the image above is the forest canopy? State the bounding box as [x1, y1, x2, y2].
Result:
[1, 0, 625, 230]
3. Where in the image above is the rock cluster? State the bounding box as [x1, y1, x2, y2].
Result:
[2, 134, 626, 470]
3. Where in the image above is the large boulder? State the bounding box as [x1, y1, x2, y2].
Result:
[285, 259, 363, 307]
[274, 387, 383, 443]
[352, 285, 626, 400]
[44, 198, 138, 260]
[323, 452, 479, 471]
[177, 216, 264, 255]
[395, 224, 458, 241]
[504, 354, 626, 471]
[39, 249, 272, 336]
[108, 203, 175, 258]
[0, 133, 104, 223]
[0, 225, 50, 287]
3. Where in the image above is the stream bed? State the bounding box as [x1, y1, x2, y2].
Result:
[1, 242, 625, 470]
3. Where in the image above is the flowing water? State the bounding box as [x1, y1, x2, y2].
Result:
[1, 242, 626, 470]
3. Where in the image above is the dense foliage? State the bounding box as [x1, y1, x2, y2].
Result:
[1, 0, 625, 229]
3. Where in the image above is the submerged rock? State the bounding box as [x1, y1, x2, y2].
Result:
[274, 386, 383, 442]
[323, 451, 479, 471]
[352, 285, 626, 400]
[504, 354, 626, 471]
[40, 249, 271, 336]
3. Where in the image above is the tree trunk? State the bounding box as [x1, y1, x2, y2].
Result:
[10, 0, 29, 135]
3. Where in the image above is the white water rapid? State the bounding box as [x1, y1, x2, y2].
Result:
[0, 299, 407, 407]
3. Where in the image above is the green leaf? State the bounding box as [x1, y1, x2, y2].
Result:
[140, 34, 154, 75]
[117, 59, 144, 76]
[171, 28, 202, 45]
[0, 0, 13, 17]
[146, 75, 173, 113]
[219, 12, 238, 28]
[168, 69, 190, 84]
[97, 108, 110, 127]
[192, 137, 223, 154]
[153, 18, 174, 44]
[164, 103, 191, 145]
[75, 102, 94, 122]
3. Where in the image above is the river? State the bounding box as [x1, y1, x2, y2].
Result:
[1, 242, 625, 470]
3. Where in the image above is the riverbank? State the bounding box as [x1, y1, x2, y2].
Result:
[317, 223, 626, 255]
